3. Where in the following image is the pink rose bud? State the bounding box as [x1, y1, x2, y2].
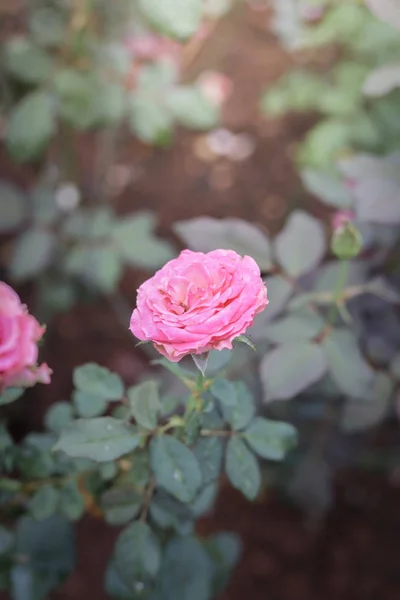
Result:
[197, 71, 233, 107]
[0, 282, 51, 391]
[130, 249, 268, 362]
[299, 3, 325, 22]
[123, 34, 181, 63]
[331, 209, 355, 232]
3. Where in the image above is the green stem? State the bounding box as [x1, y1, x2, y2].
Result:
[328, 259, 349, 324]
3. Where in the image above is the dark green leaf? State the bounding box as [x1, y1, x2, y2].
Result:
[73, 390, 108, 418]
[11, 564, 35, 600]
[341, 373, 394, 432]
[0, 182, 26, 233]
[244, 417, 297, 461]
[10, 229, 55, 280]
[45, 402, 73, 434]
[127, 381, 160, 430]
[193, 437, 224, 484]
[210, 378, 237, 407]
[5, 91, 55, 161]
[263, 308, 324, 344]
[152, 536, 213, 600]
[150, 436, 202, 502]
[225, 437, 261, 500]
[115, 522, 161, 588]
[112, 212, 175, 268]
[101, 487, 141, 526]
[0, 387, 23, 406]
[274, 211, 326, 277]
[54, 417, 141, 462]
[73, 364, 124, 401]
[149, 492, 193, 534]
[0, 525, 14, 556]
[260, 342, 327, 402]
[28, 484, 59, 520]
[323, 329, 375, 398]
[4, 37, 53, 83]
[220, 381, 255, 430]
[59, 479, 85, 521]
[16, 516, 75, 599]
[234, 334, 256, 351]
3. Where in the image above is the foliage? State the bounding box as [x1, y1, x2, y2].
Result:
[0, 353, 295, 598]
[0, 0, 230, 317]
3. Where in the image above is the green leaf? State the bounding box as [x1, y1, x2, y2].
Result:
[10, 228, 55, 280]
[65, 245, 123, 293]
[193, 437, 224, 484]
[167, 86, 219, 129]
[152, 536, 213, 600]
[127, 381, 160, 430]
[341, 373, 394, 432]
[225, 437, 261, 501]
[0, 387, 23, 406]
[100, 461, 118, 481]
[11, 564, 35, 600]
[189, 482, 218, 517]
[128, 93, 173, 144]
[243, 417, 297, 461]
[0, 526, 14, 556]
[16, 516, 75, 599]
[29, 7, 67, 47]
[150, 436, 202, 502]
[152, 358, 195, 381]
[210, 378, 237, 407]
[73, 363, 124, 401]
[149, 492, 194, 534]
[139, 0, 202, 40]
[0, 182, 26, 233]
[174, 217, 272, 271]
[274, 211, 326, 277]
[59, 479, 85, 521]
[101, 487, 141, 526]
[301, 168, 353, 209]
[112, 212, 175, 269]
[4, 37, 53, 83]
[54, 69, 98, 129]
[45, 402, 73, 434]
[54, 417, 141, 462]
[5, 91, 55, 161]
[73, 390, 108, 418]
[220, 381, 255, 430]
[258, 275, 295, 321]
[323, 329, 375, 398]
[105, 560, 135, 600]
[390, 353, 400, 381]
[260, 342, 328, 402]
[28, 484, 59, 520]
[263, 308, 324, 344]
[234, 334, 256, 351]
[115, 522, 161, 589]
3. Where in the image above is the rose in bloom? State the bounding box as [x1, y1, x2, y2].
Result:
[0, 282, 51, 390]
[130, 249, 268, 362]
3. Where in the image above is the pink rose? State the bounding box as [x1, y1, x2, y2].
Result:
[197, 71, 233, 107]
[130, 249, 268, 362]
[0, 282, 51, 391]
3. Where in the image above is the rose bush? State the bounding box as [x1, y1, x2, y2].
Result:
[0, 281, 51, 390]
[130, 249, 268, 361]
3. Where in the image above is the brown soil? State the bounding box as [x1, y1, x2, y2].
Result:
[3, 4, 400, 600]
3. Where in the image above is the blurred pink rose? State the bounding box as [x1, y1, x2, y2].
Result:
[130, 249, 268, 362]
[197, 71, 233, 106]
[0, 282, 51, 390]
[124, 34, 181, 64]
[332, 209, 355, 231]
